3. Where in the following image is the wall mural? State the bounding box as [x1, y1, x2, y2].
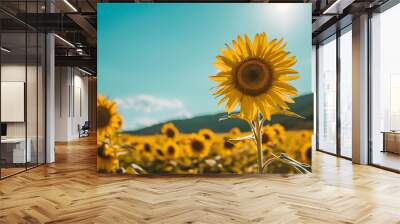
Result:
[97, 3, 312, 175]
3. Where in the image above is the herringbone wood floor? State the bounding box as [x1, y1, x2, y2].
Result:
[1, 136, 400, 224]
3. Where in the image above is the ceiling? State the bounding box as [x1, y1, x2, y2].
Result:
[0, 0, 392, 75]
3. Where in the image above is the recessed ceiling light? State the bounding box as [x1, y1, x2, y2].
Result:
[63, 0, 78, 12]
[78, 67, 93, 76]
[54, 34, 75, 48]
[323, 0, 353, 15]
[1, 47, 11, 53]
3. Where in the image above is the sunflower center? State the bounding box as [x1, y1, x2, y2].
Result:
[144, 143, 151, 152]
[97, 106, 111, 129]
[234, 58, 272, 96]
[97, 145, 111, 159]
[204, 134, 210, 140]
[306, 147, 312, 160]
[262, 133, 270, 144]
[157, 149, 164, 156]
[166, 129, 175, 138]
[224, 141, 234, 150]
[191, 140, 204, 152]
[167, 146, 175, 155]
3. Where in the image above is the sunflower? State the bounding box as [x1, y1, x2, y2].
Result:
[161, 123, 180, 139]
[97, 144, 119, 173]
[198, 128, 216, 142]
[97, 144, 115, 158]
[187, 135, 210, 159]
[97, 156, 119, 173]
[271, 124, 286, 138]
[261, 125, 276, 146]
[219, 137, 240, 157]
[300, 141, 312, 162]
[299, 130, 312, 140]
[138, 141, 157, 161]
[162, 140, 180, 160]
[154, 146, 166, 161]
[112, 134, 139, 149]
[209, 33, 299, 121]
[97, 96, 122, 145]
[229, 127, 241, 137]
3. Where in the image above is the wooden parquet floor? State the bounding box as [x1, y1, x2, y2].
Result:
[1, 136, 400, 224]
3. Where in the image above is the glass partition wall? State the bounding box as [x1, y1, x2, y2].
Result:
[370, 3, 400, 171]
[317, 35, 337, 155]
[0, 2, 46, 179]
[339, 27, 352, 159]
[316, 27, 353, 159]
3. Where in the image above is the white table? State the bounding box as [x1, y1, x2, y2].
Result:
[1, 138, 31, 163]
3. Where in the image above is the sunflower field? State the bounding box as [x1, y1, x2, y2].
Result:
[97, 96, 312, 175]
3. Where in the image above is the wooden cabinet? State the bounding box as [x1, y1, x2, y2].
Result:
[382, 132, 400, 154]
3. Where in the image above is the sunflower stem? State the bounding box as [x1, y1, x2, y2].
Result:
[254, 114, 263, 174]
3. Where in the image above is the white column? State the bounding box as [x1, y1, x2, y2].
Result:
[352, 14, 369, 164]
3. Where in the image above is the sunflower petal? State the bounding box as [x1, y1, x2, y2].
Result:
[244, 34, 253, 57]
[278, 75, 300, 81]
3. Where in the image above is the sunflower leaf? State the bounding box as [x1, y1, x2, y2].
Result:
[218, 112, 241, 121]
[279, 110, 305, 119]
[131, 163, 147, 174]
[278, 153, 311, 174]
[228, 134, 255, 143]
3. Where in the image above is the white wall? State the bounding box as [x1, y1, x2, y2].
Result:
[55, 67, 89, 141]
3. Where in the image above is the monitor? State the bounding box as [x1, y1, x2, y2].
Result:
[1, 123, 7, 137]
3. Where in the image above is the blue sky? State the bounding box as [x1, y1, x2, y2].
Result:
[98, 3, 312, 131]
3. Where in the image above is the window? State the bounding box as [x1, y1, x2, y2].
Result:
[371, 3, 400, 171]
[339, 28, 352, 158]
[317, 36, 337, 154]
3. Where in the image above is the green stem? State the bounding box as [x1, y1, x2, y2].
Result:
[255, 115, 263, 174]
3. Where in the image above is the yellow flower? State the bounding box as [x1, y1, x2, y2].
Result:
[209, 33, 299, 121]
[112, 134, 138, 149]
[299, 130, 312, 140]
[187, 135, 210, 159]
[97, 96, 122, 145]
[198, 128, 216, 142]
[161, 123, 180, 139]
[154, 147, 166, 160]
[271, 124, 286, 137]
[137, 141, 156, 161]
[97, 143, 115, 158]
[229, 127, 241, 137]
[162, 140, 180, 160]
[219, 137, 239, 157]
[97, 144, 119, 173]
[97, 156, 119, 173]
[300, 141, 312, 162]
[261, 125, 276, 146]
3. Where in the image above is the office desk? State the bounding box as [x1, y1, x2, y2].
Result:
[382, 131, 400, 154]
[1, 138, 31, 163]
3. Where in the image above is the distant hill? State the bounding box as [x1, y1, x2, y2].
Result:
[124, 93, 313, 135]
